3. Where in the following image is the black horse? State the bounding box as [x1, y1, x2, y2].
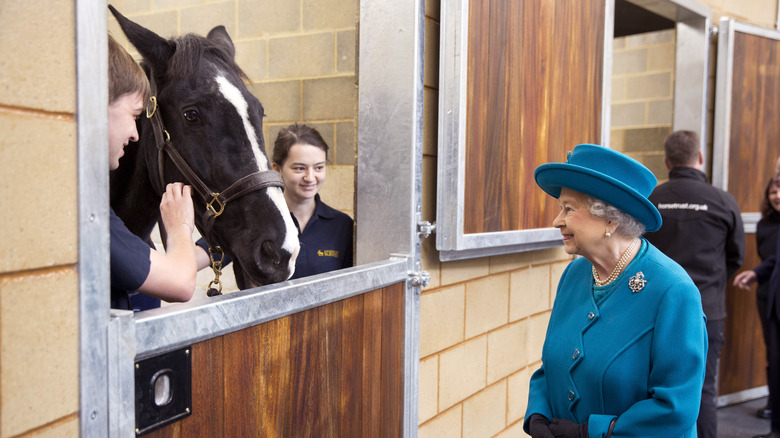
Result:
[108, 6, 299, 290]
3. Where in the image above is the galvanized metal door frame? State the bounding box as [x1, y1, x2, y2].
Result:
[712, 18, 780, 232]
[79, 0, 425, 437]
[435, 0, 712, 261]
[435, 0, 615, 261]
[77, 0, 110, 436]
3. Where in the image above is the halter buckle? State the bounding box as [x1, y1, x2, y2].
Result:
[207, 193, 226, 217]
[146, 96, 158, 119]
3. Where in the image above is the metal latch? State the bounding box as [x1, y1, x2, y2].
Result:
[409, 270, 431, 288]
[418, 220, 436, 239]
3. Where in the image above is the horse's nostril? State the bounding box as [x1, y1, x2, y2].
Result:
[260, 240, 281, 265]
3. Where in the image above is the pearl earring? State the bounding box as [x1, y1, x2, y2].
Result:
[605, 231, 611, 237]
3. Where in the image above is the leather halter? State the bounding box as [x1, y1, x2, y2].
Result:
[144, 73, 284, 292]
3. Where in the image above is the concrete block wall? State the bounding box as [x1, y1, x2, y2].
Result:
[610, 29, 676, 181]
[0, 1, 80, 437]
[108, 0, 358, 296]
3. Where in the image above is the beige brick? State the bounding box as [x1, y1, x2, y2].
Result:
[441, 257, 490, 286]
[507, 367, 532, 425]
[236, 39, 268, 82]
[724, 0, 778, 27]
[647, 99, 674, 126]
[495, 421, 527, 438]
[611, 102, 646, 127]
[421, 235, 442, 290]
[269, 33, 335, 79]
[302, 77, 357, 121]
[238, 0, 300, 38]
[626, 72, 672, 100]
[1, 269, 78, 437]
[636, 153, 667, 180]
[0, 112, 77, 273]
[310, 122, 336, 151]
[423, 88, 439, 157]
[527, 313, 550, 362]
[0, 1, 75, 113]
[487, 322, 528, 383]
[110, 1, 154, 15]
[318, 164, 354, 214]
[647, 44, 676, 71]
[510, 266, 550, 321]
[180, 2, 236, 37]
[489, 251, 534, 274]
[116, 11, 178, 42]
[419, 355, 439, 424]
[419, 405, 462, 438]
[154, 0, 204, 8]
[335, 121, 356, 165]
[439, 335, 487, 410]
[550, 261, 570, 305]
[531, 246, 570, 265]
[463, 381, 507, 438]
[610, 129, 627, 150]
[465, 274, 509, 338]
[336, 30, 357, 73]
[420, 285, 465, 357]
[612, 48, 647, 75]
[626, 29, 674, 47]
[249, 81, 301, 123]
[611, 77, 626, 101]
[425, 18, 441, 89]
[303, 0, 358, 30]
[622, 127, 672, 153]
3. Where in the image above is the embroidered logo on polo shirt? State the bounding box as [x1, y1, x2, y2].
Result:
[317, 249, 339, 258]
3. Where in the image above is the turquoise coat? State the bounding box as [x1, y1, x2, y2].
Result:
[524, 240, 707, 437]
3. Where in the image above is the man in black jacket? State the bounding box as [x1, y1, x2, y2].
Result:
[645, 130, 745, 438]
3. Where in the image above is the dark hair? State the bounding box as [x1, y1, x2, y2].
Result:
[108, 34, 151, 105]
[664, 130, 700, 167]
[272, 124, 329, 166]
[761, 176, 780, 219]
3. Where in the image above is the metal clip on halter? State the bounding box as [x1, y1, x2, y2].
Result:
[206, 246, 224, 297]
[206, 193, 225, 217]
[146, 96, 158, 118]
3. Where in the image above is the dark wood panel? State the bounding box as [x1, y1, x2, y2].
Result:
[144, 283, 405, 437]
[720, 237, 766, 395]
[728, 32, 780, 213]
[464, 0, 604, 234]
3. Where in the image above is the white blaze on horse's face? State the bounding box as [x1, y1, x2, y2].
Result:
[215, 75, 268, 171]
[215, 74, 300, 276]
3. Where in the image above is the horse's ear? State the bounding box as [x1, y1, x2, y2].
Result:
[108, 5, 174, 72]
[207, 26, 236, 60]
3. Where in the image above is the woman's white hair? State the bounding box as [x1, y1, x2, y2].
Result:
[587, 197, 646, 238]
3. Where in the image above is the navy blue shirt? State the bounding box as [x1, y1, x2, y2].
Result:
[110, 208, 154, 310]
[290, 195, 353, 279]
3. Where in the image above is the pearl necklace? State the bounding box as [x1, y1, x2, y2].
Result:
[592, 238, 639, 286]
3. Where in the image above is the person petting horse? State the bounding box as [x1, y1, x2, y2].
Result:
[271, 124, 353, 279]
[108, 34, 208, 310]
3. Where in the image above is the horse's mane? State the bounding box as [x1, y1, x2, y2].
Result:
[161, 34, 249, 82]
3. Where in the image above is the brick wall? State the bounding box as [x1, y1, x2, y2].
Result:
[610, 29, 676, 182]
[0, 1, 80, 437]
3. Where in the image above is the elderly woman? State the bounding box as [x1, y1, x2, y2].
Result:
[524, 144, 707, 438]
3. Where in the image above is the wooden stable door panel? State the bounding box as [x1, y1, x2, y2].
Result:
[719, 238, 766, 395]
[727, 32, 780, 211]
[464, 0, 604, 234]
[146, 283, 404, 437]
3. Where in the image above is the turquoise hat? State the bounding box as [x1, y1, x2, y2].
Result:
[534, 144, 662, 232]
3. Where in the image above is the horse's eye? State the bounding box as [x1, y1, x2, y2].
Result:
[183, 109, 200, 122]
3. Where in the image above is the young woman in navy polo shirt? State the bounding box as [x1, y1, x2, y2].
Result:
[272, 124, 354, 279]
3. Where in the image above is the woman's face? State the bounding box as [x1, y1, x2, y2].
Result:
[770, 182, 780, 212]
[108, 92, 144, 171]
[552, 188, 610, 257]
[273, 143, 327, 203]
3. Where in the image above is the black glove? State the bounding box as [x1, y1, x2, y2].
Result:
[528, 414, 555, 438]
[549, 418, 588, 438]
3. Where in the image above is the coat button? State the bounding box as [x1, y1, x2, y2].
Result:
[587, 312, 596, 321]
[572, 349, 580, 359]
[568, 389, 575, 401]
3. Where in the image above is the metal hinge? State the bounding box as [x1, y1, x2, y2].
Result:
[418, 220, 436, 239]
[408, 270, 431, 288]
